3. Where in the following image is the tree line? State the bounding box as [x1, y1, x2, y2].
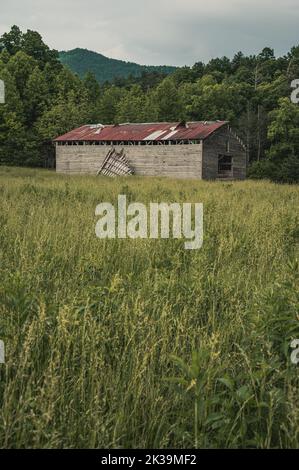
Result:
[0, 25, 299, 182]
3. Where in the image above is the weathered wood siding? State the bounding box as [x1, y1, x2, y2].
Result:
[56, 143, 203, 179]
[202, 126, 247, 180]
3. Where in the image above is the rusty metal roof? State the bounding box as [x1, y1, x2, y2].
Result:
[54, 121, 228, 142]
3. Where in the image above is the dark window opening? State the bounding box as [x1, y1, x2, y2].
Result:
[218, 154, 233, 175]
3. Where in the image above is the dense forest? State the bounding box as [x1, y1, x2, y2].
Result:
[0, 25, 299, 182]
[59, 48, 176, 83]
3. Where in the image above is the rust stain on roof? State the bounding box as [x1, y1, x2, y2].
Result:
[54, 121, 228, 142]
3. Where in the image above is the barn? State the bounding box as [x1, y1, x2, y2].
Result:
[54, 121, 247, 180]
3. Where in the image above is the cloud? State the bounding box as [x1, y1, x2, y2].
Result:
[0, 0, 298, 65]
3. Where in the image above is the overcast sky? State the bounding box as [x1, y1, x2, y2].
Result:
[1, 0, 299, 66]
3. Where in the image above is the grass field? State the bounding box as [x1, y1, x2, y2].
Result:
[0, 166, 298, 449]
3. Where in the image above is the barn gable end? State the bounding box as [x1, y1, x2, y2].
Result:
[203, 124, 247, 180]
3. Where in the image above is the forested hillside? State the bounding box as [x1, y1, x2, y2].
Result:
[59, 48, 176, 83]
[0, 25, 299, 182]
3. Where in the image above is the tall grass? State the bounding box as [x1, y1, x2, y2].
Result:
[0, 166, 298, 449]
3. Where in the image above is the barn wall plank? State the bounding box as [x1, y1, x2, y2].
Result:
[56, 144, 203, 179]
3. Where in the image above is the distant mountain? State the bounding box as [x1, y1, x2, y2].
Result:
[59, 48, 177, 83]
